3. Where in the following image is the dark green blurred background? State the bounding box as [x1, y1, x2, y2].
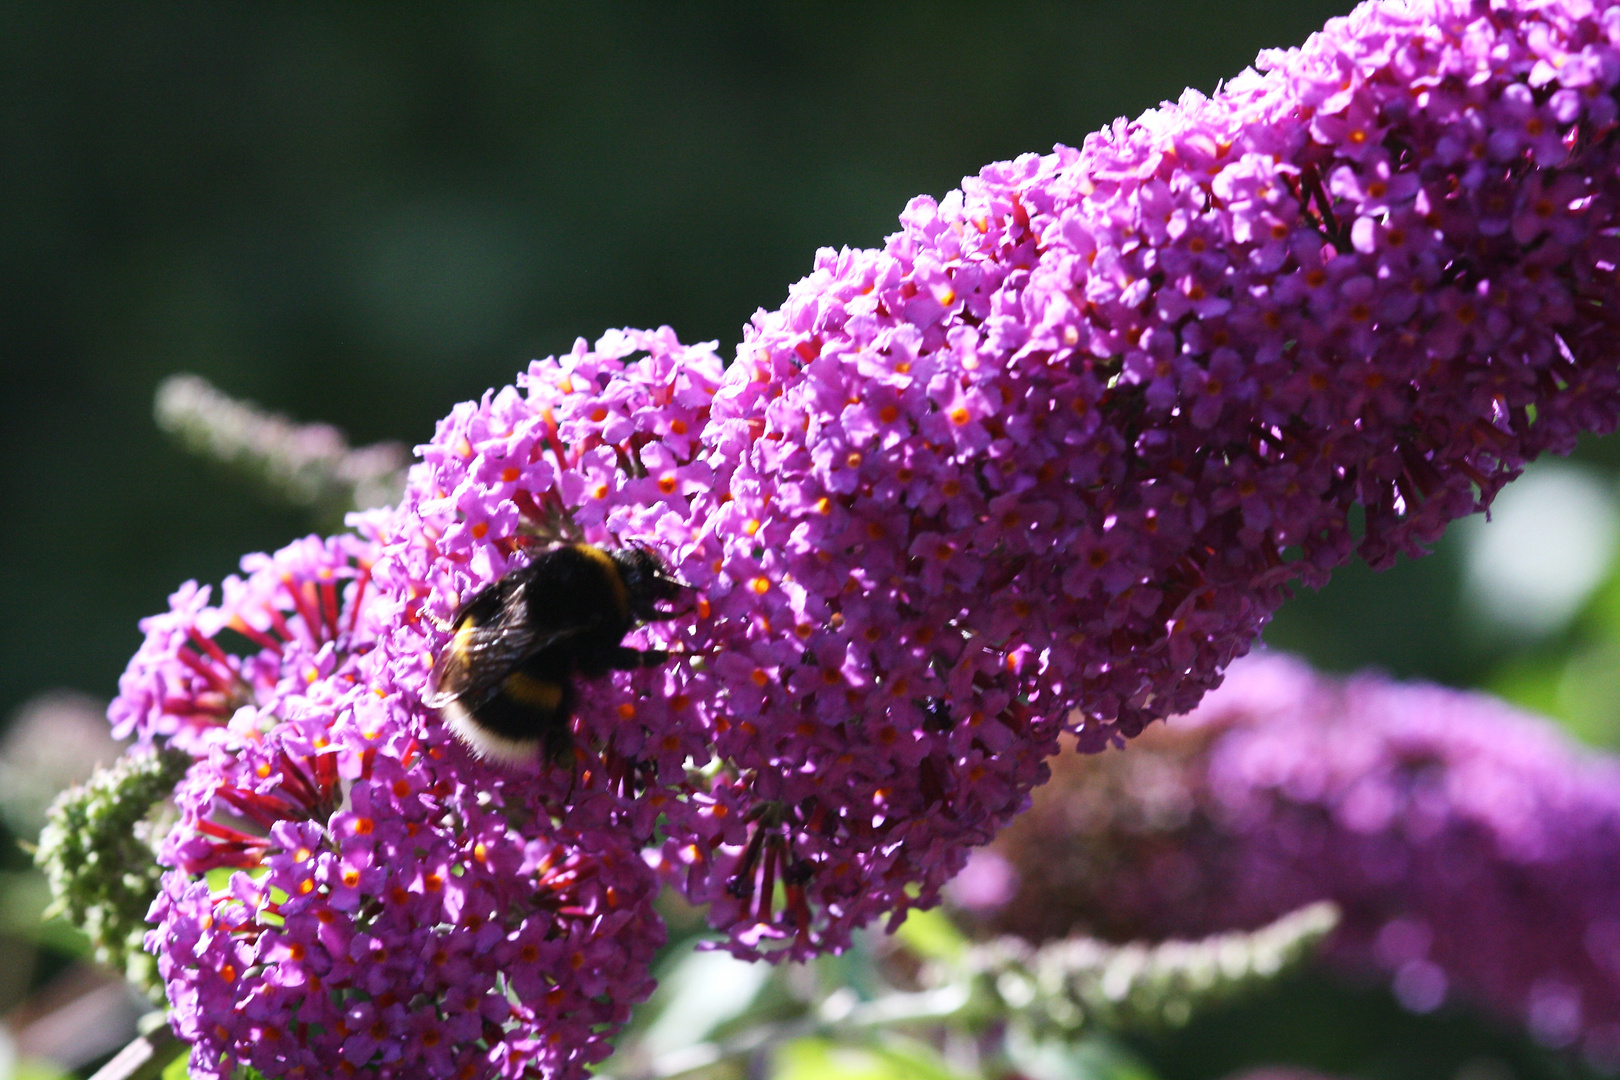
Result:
[13, 4, 1620, 1078]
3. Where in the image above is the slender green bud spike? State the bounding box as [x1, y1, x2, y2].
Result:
[971, 902, 1339, 1038]
[154, 373, 406, 522]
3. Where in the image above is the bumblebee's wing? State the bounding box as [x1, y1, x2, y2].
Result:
[422, 576, 582, 708]
[423, 626, 521, 708]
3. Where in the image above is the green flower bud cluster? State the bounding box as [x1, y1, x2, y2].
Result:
[972, 902, 1338, 1038]
[35, 746, 191, 998]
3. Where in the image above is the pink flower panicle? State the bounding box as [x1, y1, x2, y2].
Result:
[372, 328, 1066, 959]
[726, 0, 1620, 749]
[693, 0, 1620, 948]
[371, 327, 725, 831]
[118, 0, 1620, 1072]
[374, 0, 1620, 960]
[150, 726, 662, 1079]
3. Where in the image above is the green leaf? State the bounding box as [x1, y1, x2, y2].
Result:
[869, 1034, 983, 1080]
[161, 1046, 191, 1080]
[772, 1035, 981, 1080]
[892, 907, 967, 963]
[637, 947, 773, 1056]
[205, 866, 269, 893]
[772, 1038, 907, 1080]
[1003, 1029, 1161, 1080]
[12, 1059, 75, 1080]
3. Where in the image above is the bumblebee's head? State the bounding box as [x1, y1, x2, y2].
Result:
[612, 544, 691, 621]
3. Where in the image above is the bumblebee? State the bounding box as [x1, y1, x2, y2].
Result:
[424, 542, 688, 764]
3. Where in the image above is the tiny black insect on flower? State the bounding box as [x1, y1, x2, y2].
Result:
[424, 542, 689, 764]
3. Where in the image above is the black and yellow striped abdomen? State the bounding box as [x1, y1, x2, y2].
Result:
[424, 541, 688, 766]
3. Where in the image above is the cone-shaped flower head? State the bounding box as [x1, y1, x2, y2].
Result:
[103, 0, 1620, 1070]
[379, 0, 1620, 957]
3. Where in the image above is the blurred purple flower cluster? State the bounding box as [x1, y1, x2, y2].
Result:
[967, 653, 1620, 1069]
[104, 0, 1620, 1074]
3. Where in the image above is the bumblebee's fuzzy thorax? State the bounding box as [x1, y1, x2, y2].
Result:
[423, 542, 688, 764]
[609, 545, 689, 621]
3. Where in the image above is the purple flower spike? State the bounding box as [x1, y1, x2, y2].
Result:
[679, 0, 1620, 951]
[375, 0, 1620, 960]
[719, 0, 1620, 753]
[373, 327, 1066, 958]
[127, 0, 1620, 1061]
[975, 654, 1620, 1071]
[370, 329, 728, 826]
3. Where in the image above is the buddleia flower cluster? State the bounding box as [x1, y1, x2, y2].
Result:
[968, 653, 1620, 1070]
[371, 327, 1067, 964]
[376, 0, 1620, 960]
[81, 0, 1620, 1075]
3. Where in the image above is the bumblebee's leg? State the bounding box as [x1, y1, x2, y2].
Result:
[540, 679, 579, 766]
[570, 627, 674, 677]
[603, 646, 670, 671]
